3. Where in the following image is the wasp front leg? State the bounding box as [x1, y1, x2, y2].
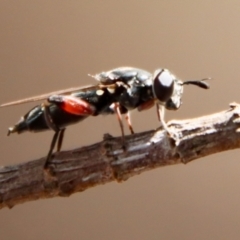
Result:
[156, 103, 179, 140]
[137, 99, 170, 135]
[156, 104, 168, 132]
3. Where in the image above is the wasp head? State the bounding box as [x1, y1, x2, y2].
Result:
[152, 69, 210, 110]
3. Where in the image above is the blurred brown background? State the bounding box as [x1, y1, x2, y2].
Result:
[1, 1, 240, 239]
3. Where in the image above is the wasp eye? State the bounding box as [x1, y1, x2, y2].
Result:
[153, 69, 174, 102]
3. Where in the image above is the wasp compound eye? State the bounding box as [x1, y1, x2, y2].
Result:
[153, 69, 174, 103]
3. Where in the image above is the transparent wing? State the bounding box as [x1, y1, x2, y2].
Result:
[0, 85, 98, 107]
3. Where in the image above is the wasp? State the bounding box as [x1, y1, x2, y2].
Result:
[0, 67, 210, 168]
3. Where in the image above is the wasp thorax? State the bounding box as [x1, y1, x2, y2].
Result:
[153, 69, 174, 103]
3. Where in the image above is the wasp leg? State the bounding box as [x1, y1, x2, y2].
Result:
[156, 104, 169, 133]
[43, 95, 96, 168]
[125, 112, 134, 134]
[42, 103, 62, 168]
[57, 128, 66, 152]
[46, 131, 60, 167]
[45, 128, 65, 166]
[156, 104, 161, 122]
[114, 103, 125, 146]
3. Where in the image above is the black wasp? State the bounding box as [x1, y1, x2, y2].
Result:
[1, 67, 209, 168]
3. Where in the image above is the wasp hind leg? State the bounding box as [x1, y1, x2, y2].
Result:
[43, 95, 95, 169]
[57, 128, 65, 152]
[45, 130, 60, 167]
[42, 103, 66, 169]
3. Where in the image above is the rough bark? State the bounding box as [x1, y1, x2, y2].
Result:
[1, 103, 240, 209]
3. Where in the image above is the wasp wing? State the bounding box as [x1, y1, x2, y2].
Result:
[0, 85, 103, 107]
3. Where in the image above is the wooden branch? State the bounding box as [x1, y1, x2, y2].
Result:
[1, 102, 240, 209]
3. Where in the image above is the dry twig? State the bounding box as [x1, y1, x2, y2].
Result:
[1, 103, 240, 209]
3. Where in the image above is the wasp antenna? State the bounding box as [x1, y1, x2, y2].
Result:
[183, 78, 211, 89]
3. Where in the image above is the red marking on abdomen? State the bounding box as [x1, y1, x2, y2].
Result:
[60, 96, 96, 116]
